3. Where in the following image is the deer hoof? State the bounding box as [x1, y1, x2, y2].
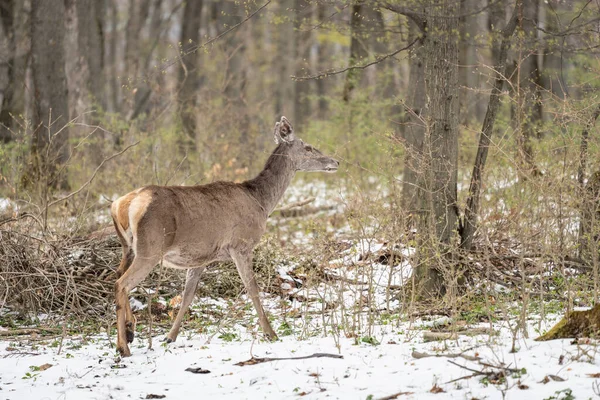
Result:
[118, 345, 131, 358]
[125, 322, 135, 343]
[162, 336, 174, 344]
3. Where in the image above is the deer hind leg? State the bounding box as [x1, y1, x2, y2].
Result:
[115, 254, 159, 357]
[230, 250, 278, 341]
[113, 220, 136, 344]
[116, 249, 136, 343]
[165, 266, 207, 343]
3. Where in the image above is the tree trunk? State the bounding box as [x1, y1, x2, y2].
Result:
[106, 0, 119, 113]
[413, 0, 460, 298]
[124, 0, 151, 119]
[275, 0, 295, 120]
[293, 0, 311, 129]
[77, 0, 105, 110]
[315, 2, 329, 118]
[401, 19, 426, 224]
[0, 0, 28, 143]
[459, 0, 487, 123]
[27, 0, 69, 190]
[342, 3, 368, 102]
[177, 0, 203, 148]
[461, 0, 521, 250]
[513, 0, 542, 178]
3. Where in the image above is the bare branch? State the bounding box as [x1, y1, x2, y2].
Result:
[292, 37, 420, 81]
[46, 141, 140, 209]
[156, 1, 271, 75]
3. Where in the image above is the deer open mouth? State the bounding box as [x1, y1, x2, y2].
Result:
[324, 166, 338, 172]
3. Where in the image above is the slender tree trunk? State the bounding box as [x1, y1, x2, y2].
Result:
[513, 0, 542, 178]
[459, 0, 487, 123]
[27, 0, 69, 190]
[461, 0, 521, 250]
[342, 3, 367, 102]
[106, 0, 119, 113]
[0, 0, 14, 142]
[178, 0, 203, 149]
[124, 0, 151, 120]
[401, 19, 426, 223]
[315, 2, 329, 118]
[77, 0, 105, 109]
[275, 0, 295, 119]
[413, 0, 460, 298]
[293, 0, 311, 130]
[0, 0, 28, 143]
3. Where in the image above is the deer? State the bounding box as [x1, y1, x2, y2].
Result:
[110, 116, 339, 357]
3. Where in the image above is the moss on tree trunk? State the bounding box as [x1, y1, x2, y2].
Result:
[536, 305, 600, 341]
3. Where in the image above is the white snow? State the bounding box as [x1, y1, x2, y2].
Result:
[1, 316, 599, 399]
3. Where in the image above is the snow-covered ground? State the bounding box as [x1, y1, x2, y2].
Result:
[1, 316, 598, 400]
[2, 180, 598, 399]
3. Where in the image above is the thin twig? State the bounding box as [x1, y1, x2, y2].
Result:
[46, 141, 140, 209]
[235, 352, 343, 366]
[292, 37, 420, 81]
[157, 1, 271, 75]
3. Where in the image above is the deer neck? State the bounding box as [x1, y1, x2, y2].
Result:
[243, 143, 296, 215]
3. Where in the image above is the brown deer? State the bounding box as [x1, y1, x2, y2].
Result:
[110, 116, 338, 357]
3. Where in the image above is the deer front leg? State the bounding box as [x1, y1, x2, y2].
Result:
[115, 255, 158, 357]
[230, 250, 278, 341]
[165, 266, 206, 343]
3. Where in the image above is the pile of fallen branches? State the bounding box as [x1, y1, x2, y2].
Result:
[0, 226, 122, 318]
[0, 222, 289, 320]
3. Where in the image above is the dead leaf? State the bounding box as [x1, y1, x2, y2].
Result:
[38, 363, 52, 371]
[145, 395, 166, 399]
[518, 380, 529, 390]
[430, 384, 445, 393]
[588, 373, 600, 378]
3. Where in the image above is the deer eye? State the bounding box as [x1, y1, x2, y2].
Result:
[304, 146, 313, 152]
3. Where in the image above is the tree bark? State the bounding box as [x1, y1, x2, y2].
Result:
[461, 0, 521, 250]
[413, 0, 460, 298]
[275, 0, 296, 120]
[294, 0, 311, 129]
[401, 19, 426, 223]
[0, 0, 28, 143]
[178, 0, 203, 147]
[459, 0, 487, 123]
[76, 0, 105, 109]
[342, 3, 368, 102]
[124, 0, 151, 119]
[513, 0, 542, 178]
[27, 0, 69, 189]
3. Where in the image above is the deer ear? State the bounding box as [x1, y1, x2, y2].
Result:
[274, 116, 295, 144]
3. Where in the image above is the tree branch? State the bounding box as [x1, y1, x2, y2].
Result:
[156, 1, 271, 75]
[460, 0, 522, 249]
[46, 141, 140, 209]
[292, 37, 420, 81]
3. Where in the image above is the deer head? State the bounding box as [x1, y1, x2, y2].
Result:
[273, 116, 339, 173]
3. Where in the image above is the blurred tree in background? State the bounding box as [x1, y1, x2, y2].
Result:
[0, 0, 599, 301]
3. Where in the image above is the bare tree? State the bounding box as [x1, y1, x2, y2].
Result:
[342, 2, 368, 102]
[178, 0, 203, 148]
[27, 0, 70, 189]
[412, 0, 460, 297]
[0, 0, 29, 143]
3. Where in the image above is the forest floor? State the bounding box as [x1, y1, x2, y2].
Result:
[0, 310, 597, 400]
[1, 179, 600, 399]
